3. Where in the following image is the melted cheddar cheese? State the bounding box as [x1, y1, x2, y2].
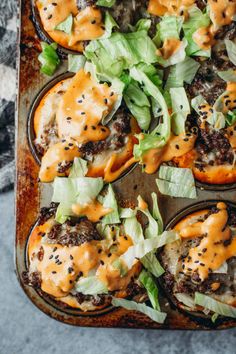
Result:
[156, 38, 182, 60]
[36, 1, 104, 51]
[56, 69, 116, 141]
[192, 26, 215, 50]
[208, 0, 236, 31]
[28, 221, 141, 301]
[141, 132, 197, 174]
[175, 202, 236, 281]
[148, 0, 195, 18]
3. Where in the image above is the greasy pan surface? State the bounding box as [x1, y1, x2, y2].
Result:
[16, 0, 236, 328]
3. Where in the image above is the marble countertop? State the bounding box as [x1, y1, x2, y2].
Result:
[1, 190, 235, 354]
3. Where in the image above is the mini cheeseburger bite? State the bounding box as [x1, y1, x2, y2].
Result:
[23, 204, 144, 311]
[33, 69, 140, 183]
[160, 202, 236, 319]
[22, 181, 167, 312]
[35, 0, 158, 52]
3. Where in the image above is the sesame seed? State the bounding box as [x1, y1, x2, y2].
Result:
[100, 260, 104, 265]
[110, 92, 114, 97]
[70, 255, 73, 260]
[98, 249, 102, 254]
[68, 267, 73, 274]
[84, 125, 88, 131]
[53, 247, 57, 252]
[183, 138, 189, 142]
[55, 255, 59, 260]
[108, 253, 112, 257]
[91, 19, 96, 24]
[49, 255, 53, 260]
[200, 263, 205, 266]
[124, 236, 128, 240]
[175, 144, 180, 150]
[104, 98, 108, 104]
[64, 147, 69, 150]
[52, 271, 57, 274]
[48, 14, 52, 19]
[101, 127, 106, 132]
[91, 126, 96, 130]
[81, 112, 85, 115]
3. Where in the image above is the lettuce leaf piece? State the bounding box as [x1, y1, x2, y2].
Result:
[157, 15, 183, 42]
[170, 87, 190, 135]
[156, 166, 197, 199]
[225, 39, 236, 66]
[124, 81, 151, 130]
[119, 208, 137, 218]
[151, 192, 163, 233]
[194, 292, 236, 318]
[133, 19, 151, 32]
[226, 110, 236, 126]
[217, 70, 236, 82]
[111, 298, 167, 323]
[52, 176, 104, 222]
[137, 196, 159, 239]
[96, 0, 116, 7]
[101, 184, 120, 225]
[211, 313, 219, 323]
[141, 251, 165, 278]
[69, 157, 88, 178]
[124, 216, 144, 244]
[38, 42, 60, 76]
[175, 293, 196, 309]
[130, 67, 170, 143]
[183, 6, 211, 57]
[139, 270, 160, 311]
[75, 276, 108, 295]
[165, 57, 200, 89]
[85, 30, 158, 80]
[191, 95, 208, 114]
[55, 14, 73, 34]
[68, 54, 86, 73]
[100, 11, 119, 39]
[207, 111, 225, 130]
[102, 78, 124, 124]
[120, 231, 179, 269]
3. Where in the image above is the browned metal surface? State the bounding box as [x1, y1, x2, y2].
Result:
[15, 0, 236, 329]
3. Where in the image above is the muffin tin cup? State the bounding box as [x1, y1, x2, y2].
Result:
[158, 200, 236, 329]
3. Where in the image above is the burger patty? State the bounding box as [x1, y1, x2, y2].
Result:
[160, 205, 236, 311]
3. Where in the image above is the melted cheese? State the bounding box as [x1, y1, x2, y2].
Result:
[142, 132, 196, 174]
[28, 223, 141, 300]
[148, 0, 195, 18]
[176, 202, 236, 281]
[56, 69, 117, 142]
[72, 200, 112, 222]
[36, 1, 104, 51]
[39, 139, 81, 182]
[209, 0, 236, 30]
[192, 26, 215, 50]
[156, 38, 181, 60]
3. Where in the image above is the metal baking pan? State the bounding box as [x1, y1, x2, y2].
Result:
[15, 0, 236, 329]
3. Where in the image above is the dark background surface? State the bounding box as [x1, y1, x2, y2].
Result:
[0, 1, 235, 353]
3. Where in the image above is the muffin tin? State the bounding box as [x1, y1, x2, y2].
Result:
[15, 0, 236, 329]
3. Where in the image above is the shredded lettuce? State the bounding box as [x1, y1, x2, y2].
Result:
[207, 111, 225, 130]
[139, 270, 160, 311]
[100, 12, 119, 39]
[183, 6, 211, 57]
[55, 14, 73, 34]
[226, 110, 236, 126]
[75, 276, 108, 295]
[119, 208, 137, 218]
[194, 292, 236, 318]
[137, 196, 159, 239]
[157, 39, 187, 68]
[112, 259, 128, 277]
[124, 81, 151, 130]
[170, 87, 190, 135]
[225, 39, 236, 66]
[156, 166, 197, 199]
[151, 192, 163, 233]
[141, 252, 165, 278]
[111, 298, 167, 323]
[165, 57, 200, 89]
[85, 30, 158, 80]
[96, 0, 116, 7]
[130, 67, 170, 144]
[69, 157, 88, 178]
[120, 231, 179, 269]
[133, 19, 151, 32]
[68, 54, 86, 73]
[101, 184, 120, 225]
[52, 176, 104, 222]
[191, 95, 208, 114]
[217, 70, 236, 83]
[124, 216, 144, 244]
[175, 293, 196, 309]
[38, 42, 60, 76]
[156, 15, 183, 42]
